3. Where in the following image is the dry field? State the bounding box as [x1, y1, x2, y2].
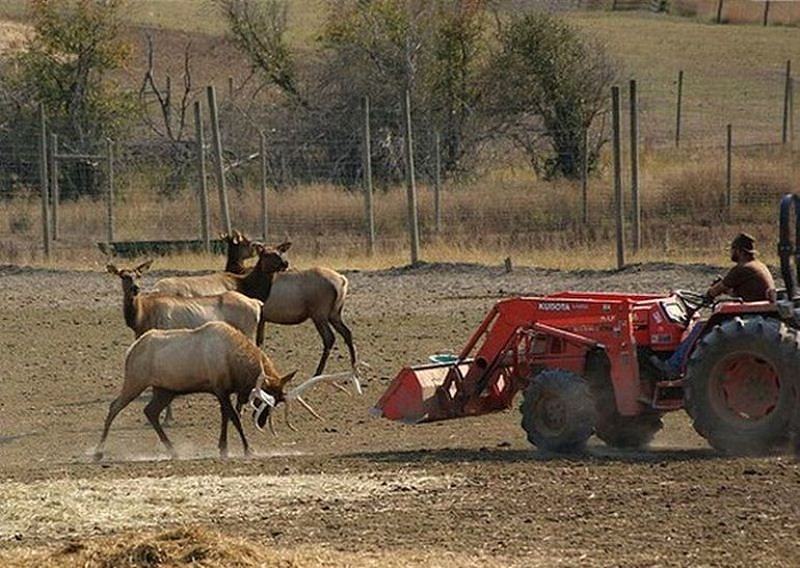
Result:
[0, 260, 798, 566]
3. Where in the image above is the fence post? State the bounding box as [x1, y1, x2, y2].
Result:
[726, 124, 733, 215]
[362, 96, 375, 255]
[260, 132, 269, 241]
[791, 78, 795, 145]
[582, 127, 589, 225]
[715, 0, 724, 24]
[763, 1, 770, 26]
[629, 79, 641, 254]
[38, 103, 51, 258]
[106, 138, 115, 243]
[433, 129, 442, 234]
[402, 89, 421, 265]
[194, 101, 210, 253]
[49, 132, 59, 241]
[612, 86, 625, 270]
[783, 60, 792, 145]
[675, 70, 684, 148]
[207, 85, 232, 234]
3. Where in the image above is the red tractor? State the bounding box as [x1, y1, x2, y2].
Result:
[373, 195, 800, 454]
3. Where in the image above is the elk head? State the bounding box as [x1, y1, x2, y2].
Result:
[106, 260, 153, 297]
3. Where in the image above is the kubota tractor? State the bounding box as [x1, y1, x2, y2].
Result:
[372, 195, 800, 454]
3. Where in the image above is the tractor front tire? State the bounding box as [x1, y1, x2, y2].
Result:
[685, 316, 800, 455]
[520, 369, 596, 452]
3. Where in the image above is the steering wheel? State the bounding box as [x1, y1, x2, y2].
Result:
[674, 289, 712, 318]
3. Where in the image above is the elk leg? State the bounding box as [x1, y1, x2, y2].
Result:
[256, 309, 267, 347]
[159, 402, 175, 428]
[220, 394, 250, 457]
[217, 395, 230, 459]
[94, 383, 148, 461]
[144, 388, 178, 459]
[313, 319, 336, 377]
[330, 315, 357, 369]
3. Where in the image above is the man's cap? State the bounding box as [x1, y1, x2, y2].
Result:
[731, 232, 757, 254]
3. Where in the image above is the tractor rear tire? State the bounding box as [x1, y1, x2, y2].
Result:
[520, 369, 596, 452]
[685, 316, 800, 455]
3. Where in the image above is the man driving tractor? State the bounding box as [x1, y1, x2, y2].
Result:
[651, 232, 775, 378]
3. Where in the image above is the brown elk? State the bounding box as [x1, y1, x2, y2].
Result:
[93, 322, 343, 460]
[153, 243, 357, 378]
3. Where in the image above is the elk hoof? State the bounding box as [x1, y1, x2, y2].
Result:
[92, 450, 104, 462]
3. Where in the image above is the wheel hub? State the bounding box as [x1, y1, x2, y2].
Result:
[714, 353, 780, 421]
[535, 394, 567, 434]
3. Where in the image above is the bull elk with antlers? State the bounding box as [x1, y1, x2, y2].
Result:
[93, 322, 348, 460]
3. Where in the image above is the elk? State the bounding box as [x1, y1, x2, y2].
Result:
[93, 322, 349, 460]
[153, 242, 357, 378]
[221, 230, 257, 274]
[107, 261, 263, 345]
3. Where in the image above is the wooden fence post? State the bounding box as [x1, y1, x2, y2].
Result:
[629, 79, 641, 254]
[402, 89, 421, 265]
[715, 0, 724, 24]
[763, 1, 770, 26]
[783, 60, 792, 145]
[433, 129, 442, 234]
[194, 101, 210, 253]
[38, 103, 51, 258]
[260, 132, 269, 241]
[207, 85, 232, 234]
[106, 138, 115, 243]
[675, 70, 684, 148]
[612, 86, 625, 270]
[726, 124, 733, 215]
[582, 127, 589, 225]
[49, 132, 59, 241]
[362, 96, 375, 255]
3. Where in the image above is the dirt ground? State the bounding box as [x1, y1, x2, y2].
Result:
[1, 261, 798, 567]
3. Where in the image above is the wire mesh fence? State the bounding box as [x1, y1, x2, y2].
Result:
[0, 65, 797, 266]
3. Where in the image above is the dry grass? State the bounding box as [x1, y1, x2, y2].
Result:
[1, 145, 794, 271]
[0, 526, 513, 568]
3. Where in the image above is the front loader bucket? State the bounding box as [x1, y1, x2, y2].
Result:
[371, 362, 469, 424]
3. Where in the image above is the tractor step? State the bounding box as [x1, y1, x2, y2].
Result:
[651, 379, 685, 411]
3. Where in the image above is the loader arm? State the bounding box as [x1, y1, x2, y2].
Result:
[374, 297, 643, 424]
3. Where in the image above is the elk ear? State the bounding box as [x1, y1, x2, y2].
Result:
[106, 263, 120, 275]
[279, 370, 298, 388]
[135, 259, 153, 274]
[277, 241, 292, 253]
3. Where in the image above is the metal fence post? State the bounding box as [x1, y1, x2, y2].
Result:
[612, 86, 625, 270]
[403, 89, 421, 265]
[194, 101, 210, 253]
[362, 96, 375, 255]
[49, 132, 59, 241]
[260, 131, 269, 241]
[106, 138, 115, 243]
[675, 70, 684, 148]
[582, 127, 589, 225]
[783, 60, 792, 145]
[207, 85, 232, 234]
[629, 79, 641, 254]
[38, 103, 51, 258]
[433, 130, 442, 234]
[726, 124, 733, 215]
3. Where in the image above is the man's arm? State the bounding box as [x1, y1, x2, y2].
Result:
[706, 279, 729, 299]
